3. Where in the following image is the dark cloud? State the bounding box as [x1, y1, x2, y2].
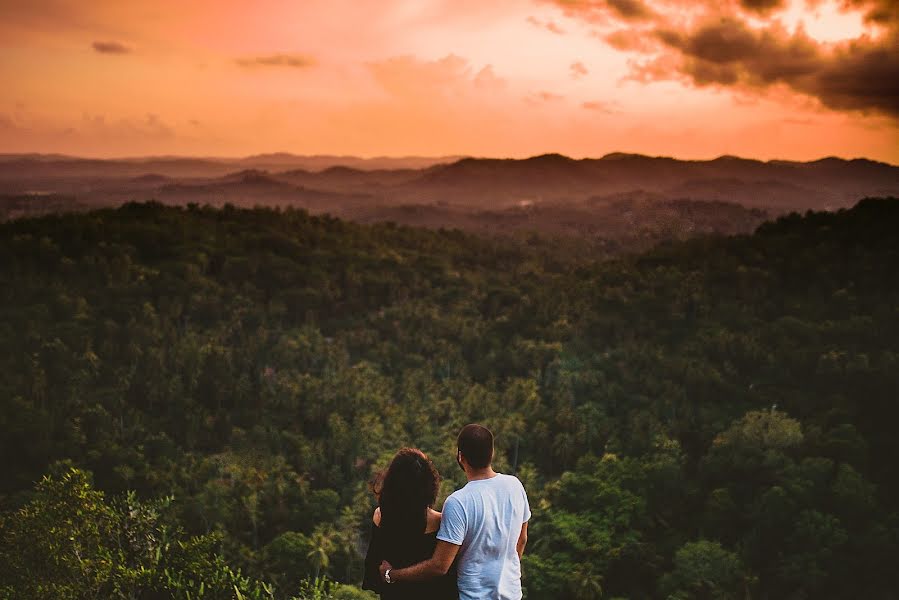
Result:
[92, 41, 130, 54]
[236, 54, 316, 69]
[739, 0, 785, 15]
[546, 0, 654, 23]
[657, 19, 761, 63]
[548, 0, 899, 119]
[606, 0, 654, 20]
[654, 17, 899, 116]
[841, 0, 899, 25]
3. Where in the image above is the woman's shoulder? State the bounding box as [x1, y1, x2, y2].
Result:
[372, 506, 442, 533]
[425, 507, 441, 533]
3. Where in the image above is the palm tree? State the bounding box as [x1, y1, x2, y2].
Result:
[306, 526, 336, 580]
[570, 563, 604, 600]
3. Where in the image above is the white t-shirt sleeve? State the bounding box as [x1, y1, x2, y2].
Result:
[519, 478, 532, 523]
[437, 494, 466, 546]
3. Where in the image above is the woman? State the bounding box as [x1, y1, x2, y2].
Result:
[362, 448, 457, 599]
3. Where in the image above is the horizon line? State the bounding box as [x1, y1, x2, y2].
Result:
[0, 150, 896, 168]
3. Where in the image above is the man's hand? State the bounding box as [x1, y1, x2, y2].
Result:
[379, 560, 393, 582]
[387, 540, 460, 582]
[517, 521, 529, 558]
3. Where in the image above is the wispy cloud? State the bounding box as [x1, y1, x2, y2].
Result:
[92, 41, 130, 55]
[526, 15, 565, 34]
[236, 53, 316, 69]
[570, 61, 588, 79]
[582, 100, 617, 113]
[526, 90, 564, 104]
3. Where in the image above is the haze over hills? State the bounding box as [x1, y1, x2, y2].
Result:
[2, 152, 897, 248]
[0, 153, 463, 178]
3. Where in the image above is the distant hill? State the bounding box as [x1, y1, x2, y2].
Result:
[1, 152, 897, 243]
[234, 153, 464, 172]
[0, 153, 462, 178]
[389, 153, 899, 209]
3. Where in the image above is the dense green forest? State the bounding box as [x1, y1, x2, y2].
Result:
[1, 199, 898, 599]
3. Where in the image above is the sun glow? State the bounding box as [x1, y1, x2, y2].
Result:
[0, 0, 895, 162]
[777, 0, 871, 42]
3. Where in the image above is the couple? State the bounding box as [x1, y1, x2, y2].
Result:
[362, 424, 531, 600]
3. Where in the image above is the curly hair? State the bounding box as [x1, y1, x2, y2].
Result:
[372, 448, 441, 538]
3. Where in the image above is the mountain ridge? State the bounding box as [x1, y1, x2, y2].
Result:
[2, 152, 898, 239]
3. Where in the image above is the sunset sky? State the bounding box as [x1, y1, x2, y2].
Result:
[1, 0, 896, 162]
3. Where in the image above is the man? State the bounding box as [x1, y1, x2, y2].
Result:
[379, 424, 531, 600]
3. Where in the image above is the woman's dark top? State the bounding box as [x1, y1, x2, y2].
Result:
[362, 522, 457, 600]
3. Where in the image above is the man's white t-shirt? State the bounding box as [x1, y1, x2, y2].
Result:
[436, 473, 531, 600]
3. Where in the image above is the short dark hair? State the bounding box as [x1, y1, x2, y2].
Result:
[457, 424, 494, 469]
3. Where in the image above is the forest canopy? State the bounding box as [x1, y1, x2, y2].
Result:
[1, 198, 898, 599]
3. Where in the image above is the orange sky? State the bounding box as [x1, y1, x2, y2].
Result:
[0, 0, 896, 162]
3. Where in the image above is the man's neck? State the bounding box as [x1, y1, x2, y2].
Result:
[466, 466, 497, 482]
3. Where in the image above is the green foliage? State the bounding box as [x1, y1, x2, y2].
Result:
[0, 467, 273, 600]
[264, 531, 314, 592]
[660, 540, 747, 600]
[286, 577, 375, 600]
[713, 409, 803, 452]
[0, 467, 114, 599]
[1, 199, 899, 598]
